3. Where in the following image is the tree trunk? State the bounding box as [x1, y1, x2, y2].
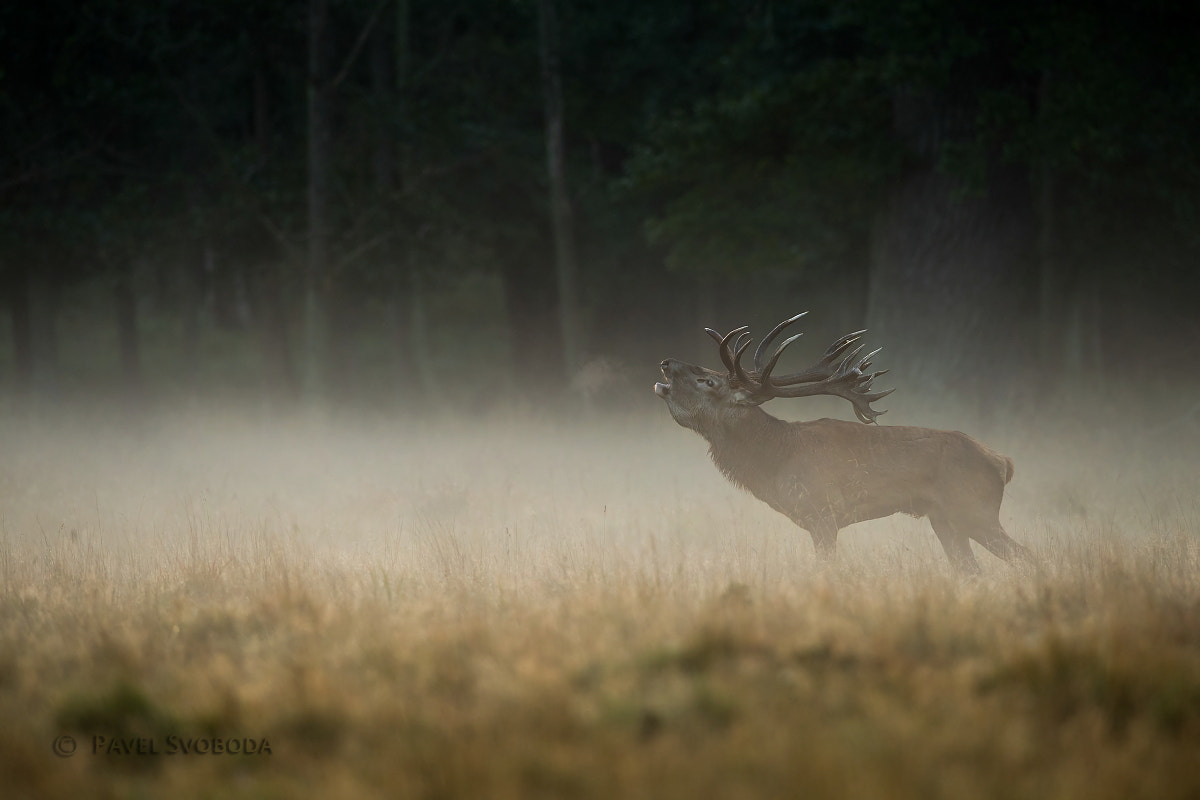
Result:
[407, 267, 440, 400]
[387, 267, 420, 401]
[257, 260, 298, 402]
[1064, 282, 1104, 393]
[6, 263, 34, 402]
[1037, 159, 1063, 384]
[254, 66, 271, 158]
[867, 89, 1035, 420]
[499, 239, 561, 393]
[538, 0, 582, 377]
[304, 0, 331, 402]
[372, 0, 421, 405]
[248, 56, 297, 403]
[836, 248, 872, 335]
[1036, 71, 1070, 397]
[30, 269, 59, 400]
[181, 245, 205, 392]
[370, 10, 395, 195]
[113, 262, 142, 393]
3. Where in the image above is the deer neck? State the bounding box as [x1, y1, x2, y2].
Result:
[703, 407, 794, 493]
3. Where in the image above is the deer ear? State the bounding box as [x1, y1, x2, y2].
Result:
[733, 388, 763, 405]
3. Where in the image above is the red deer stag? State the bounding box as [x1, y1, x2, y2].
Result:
[654, 312, 1030, 573]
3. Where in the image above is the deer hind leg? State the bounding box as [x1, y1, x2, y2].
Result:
[972, 524, 1034, 564]
[929, 513, 981, 575]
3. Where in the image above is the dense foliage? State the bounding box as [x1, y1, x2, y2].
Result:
[2, 0, 1197, 409]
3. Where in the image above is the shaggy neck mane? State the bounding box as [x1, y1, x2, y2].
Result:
[703, 406, 794, 494]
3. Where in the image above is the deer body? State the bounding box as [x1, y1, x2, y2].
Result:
[656, 315, 1030, 572]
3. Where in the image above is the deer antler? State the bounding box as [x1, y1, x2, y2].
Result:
[706, 313, 894, 424]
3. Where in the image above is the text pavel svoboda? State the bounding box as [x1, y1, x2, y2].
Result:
[91, 735, 272, 755]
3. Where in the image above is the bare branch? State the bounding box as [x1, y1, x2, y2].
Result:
[331, 230, 396, 273]
[326, 0, 391, 92]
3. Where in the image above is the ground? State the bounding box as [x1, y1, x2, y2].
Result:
[1, 409, 1197, 799]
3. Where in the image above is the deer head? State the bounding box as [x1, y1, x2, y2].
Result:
[654, 360, 753, 433]
[654, 312, 895, 431]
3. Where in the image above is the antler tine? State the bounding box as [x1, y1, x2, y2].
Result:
[851, 386, 897, 423]
[836, 342, 868, 374]
[825, 330, 867, 361]
[852, 405, 880, 424]
[732, 331, 752, 357]
[768, 329, 868, 386]
[753, 311, 808, 373]
[768, 359, 895, 422]
[738, 315, 894, 423]
[703, 328, 732, 374]
[858, 347, 883, 373]
[857, 368, 889, 392]
[704, 325, 749, 375]
[731, 335, 756, 388]
[759, 332, 805, 383]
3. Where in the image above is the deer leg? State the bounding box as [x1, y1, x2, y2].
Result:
[929, 514, 980, 575]
[972, 524, 1035, 564]
[801, 519, 839, 564]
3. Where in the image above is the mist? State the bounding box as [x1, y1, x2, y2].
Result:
[3, 396, 1198, 796]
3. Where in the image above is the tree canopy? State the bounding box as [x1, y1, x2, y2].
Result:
[2, 0, 1197, 414]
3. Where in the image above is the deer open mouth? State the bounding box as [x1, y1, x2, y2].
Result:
[655, 361, 672, 396]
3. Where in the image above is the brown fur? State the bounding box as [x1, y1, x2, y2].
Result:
[656, 358, 1031, 573]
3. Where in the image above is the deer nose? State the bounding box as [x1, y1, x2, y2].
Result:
[660, 359, 672, 371]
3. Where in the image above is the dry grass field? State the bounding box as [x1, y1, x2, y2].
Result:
[1, 407, 1198, 799]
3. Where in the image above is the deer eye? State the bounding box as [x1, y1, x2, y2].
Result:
[699, 377, 715, 388]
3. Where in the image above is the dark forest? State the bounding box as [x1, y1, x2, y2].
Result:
[2, 0, 1197, 420]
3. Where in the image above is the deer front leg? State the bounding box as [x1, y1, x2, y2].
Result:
[797, 517, 839, 563]
[930, 513, 981, 575]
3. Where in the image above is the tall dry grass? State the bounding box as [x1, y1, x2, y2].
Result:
[1, 408, 1197, 799]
